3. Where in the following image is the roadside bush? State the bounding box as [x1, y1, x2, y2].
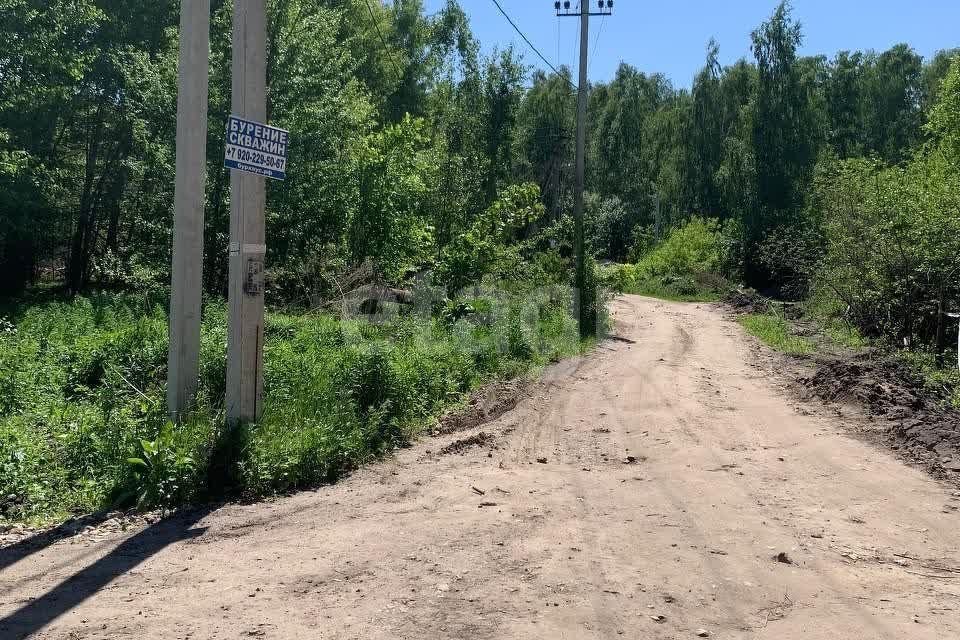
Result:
[123, 421, 208, 509]
[811, 58, 960, 351]
[898, 350, 960, 408]
[757, 222, 824, 300]
[645, 218, 723, 276]
[613, 217, 735, 301]
[811, 154, 960, 347]
[436, 183, 545, 294]
[1, 416, 69, 521]
[587, 195, 641, 261]
[0, 285, 585, 524]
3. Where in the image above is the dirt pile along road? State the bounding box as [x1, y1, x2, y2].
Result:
[799, 355, 960, 476]
[2, 295, 958, 639]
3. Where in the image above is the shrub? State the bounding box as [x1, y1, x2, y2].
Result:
[588, 195, 642, 261]
[809, 59, 960, 350]
[757, 222, 824, 300]
[615, 217, 735, 301]
[812, 155, 960, 347]
[634, 217, 728, 279]
[436, 183, 545, 294]
[0, 285, 589, 524]
[739, 312, 813, 354]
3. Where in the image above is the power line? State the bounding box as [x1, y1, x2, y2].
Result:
[556, 11, 561, 70]
[588, 12, 606, 76]
[569, 3, 581, 78]
[490, 0, 577, 91]
[363, 0, 403, 82]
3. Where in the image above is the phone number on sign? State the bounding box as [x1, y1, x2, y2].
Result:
[226, 146, 286, 170]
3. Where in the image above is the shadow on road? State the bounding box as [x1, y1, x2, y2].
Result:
[0, 507, 213, 639]
[0, 512, 120, 574]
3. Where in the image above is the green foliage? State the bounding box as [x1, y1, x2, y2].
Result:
[823, 324, 867, 350]
[739, 313, 813, 354]
[926, 54, 960, 164]
[746, 1, 819, 283]
[610, 218, 735, 302]
[1, 0, 958, 527]
[0, 288, 583, 524]
[436, 183, 544, 293]
[0, 294, 175, 521]
[347, 115, 435, 282]
[898, 350, 960, 408]
[802, 55, 960, 359]
[1, 0, 952, 323]
[802, 283, 868, 350]
[812, 150, 960, 345]
[633, 218, 729, 279]
[125, 422, 201, 509]
[756, 222, 824, 300]
[517, 68, 574, 220]
[586, 195, 644, 261]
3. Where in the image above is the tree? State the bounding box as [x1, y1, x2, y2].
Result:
[347, 115, 435, 282]
[863, 44, 924, 162]
[824, 51, 866, 157]
[517, 68, 575, 222]
[689, 40, 724, 216]
[926, 54, 960, 165]
[590, 64, 675, 215]
[479, 47, 526, 205]
[747, 0, 818, 285]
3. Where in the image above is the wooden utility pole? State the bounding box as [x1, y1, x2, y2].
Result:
[558, 1, 612, 338]
[226, 0, 267, 424]
[167, 0, 211, 422]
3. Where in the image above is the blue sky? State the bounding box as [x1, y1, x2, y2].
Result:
[423, 1, 960, 89]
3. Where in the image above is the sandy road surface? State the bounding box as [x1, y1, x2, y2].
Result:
[2, 295, 959, 639]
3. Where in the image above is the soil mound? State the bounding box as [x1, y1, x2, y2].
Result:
[800, 355, 960, 475]
[432, 379, 528, 436]
[724, 288, 770, 314]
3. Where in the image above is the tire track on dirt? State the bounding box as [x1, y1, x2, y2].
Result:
[3, 296, 959, 640]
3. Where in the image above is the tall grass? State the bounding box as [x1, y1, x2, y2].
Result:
[603, 218, 733, 302]
[898, 350, 960, 408]
[0, 286, 582, 525]
[738, 313, 814, 355]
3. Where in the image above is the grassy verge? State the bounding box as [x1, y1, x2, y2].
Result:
[821, 323, 868, 350]
[800, 293, 869, 350]
[623, 277, 723, 303]
[738, 313, 814, 355]
[600, 265, 724, 303]
[0, 285, 584, 526]
[898, 350, 960, 408]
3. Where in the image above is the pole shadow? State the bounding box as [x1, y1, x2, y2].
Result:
[0, 506, 213, 639]
[0, 511, 118, 574]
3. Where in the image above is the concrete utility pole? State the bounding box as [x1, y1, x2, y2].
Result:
[574, 6, 589, 338]
[558, 1, 612, 338]
[226, 0, 268, 424]
[653, 192, 662, 241]
[168, 0, 211, 422]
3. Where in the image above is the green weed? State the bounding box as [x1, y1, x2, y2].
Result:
[898, 350, 960, 408]
[739, 313, 814, 355]
[604, 218, 735, 303]
[0, 287, 584, 525]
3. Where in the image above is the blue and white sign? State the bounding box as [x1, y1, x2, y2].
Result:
[224, 115, 289, 181]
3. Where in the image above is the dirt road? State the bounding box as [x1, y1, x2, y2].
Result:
[2, 295, 959, 639]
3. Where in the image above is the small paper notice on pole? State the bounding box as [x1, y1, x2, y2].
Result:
[224, 115, 289, 180]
